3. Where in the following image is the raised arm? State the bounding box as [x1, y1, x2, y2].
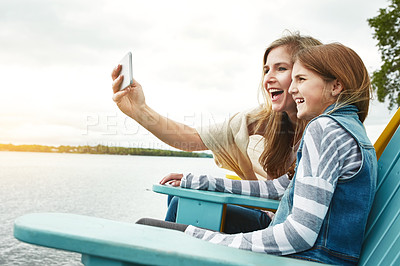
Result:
[111, 65, 207, 151]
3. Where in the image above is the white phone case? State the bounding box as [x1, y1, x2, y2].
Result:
[118, 52, 133, 90]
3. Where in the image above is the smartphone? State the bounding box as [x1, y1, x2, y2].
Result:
[118, 52, 133, 91]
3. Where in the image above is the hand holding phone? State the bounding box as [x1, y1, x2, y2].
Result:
[118, 52, 133, 91]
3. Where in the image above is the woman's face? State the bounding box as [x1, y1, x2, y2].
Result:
[289, 61, 339, 120]
[263, 46, 297, 116]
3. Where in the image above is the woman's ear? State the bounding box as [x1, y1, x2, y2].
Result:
[332, 79, 343, 97]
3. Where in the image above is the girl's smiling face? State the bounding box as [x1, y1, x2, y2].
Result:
[263, 46, 297, 119]
[289, 61, 342, 120]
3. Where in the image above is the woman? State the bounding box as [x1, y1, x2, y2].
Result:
[112, 32, 322, 233]
[144, 43, 377, 265]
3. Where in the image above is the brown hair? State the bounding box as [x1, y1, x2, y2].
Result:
[295, 43, 372, 122]
[251, 32, 322, 178]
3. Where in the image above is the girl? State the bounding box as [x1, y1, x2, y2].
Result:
[145, 43, 377, 265]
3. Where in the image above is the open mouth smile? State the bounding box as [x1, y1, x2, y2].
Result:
[269, 89, 284, 100]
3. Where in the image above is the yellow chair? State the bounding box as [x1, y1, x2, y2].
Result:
[225, 173, 241, 180]
[374, 107, 400, 159]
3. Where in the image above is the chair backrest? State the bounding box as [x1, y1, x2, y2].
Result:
[358, 124, 400, 265]
[374, 107, 400, 159]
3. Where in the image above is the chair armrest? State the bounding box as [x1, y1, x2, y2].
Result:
[14, 213, 319, 266]
[152, 184, 279, 210]
[153, 184, 280, 231]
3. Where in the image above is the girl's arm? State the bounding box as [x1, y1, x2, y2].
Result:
[184, 117, 362, 255]
[111, 65, 208, 152]
[181, 173, 290, 200]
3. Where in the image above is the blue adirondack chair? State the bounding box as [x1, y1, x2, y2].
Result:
[13, 107, 400, 265]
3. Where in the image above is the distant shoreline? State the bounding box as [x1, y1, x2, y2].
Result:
[0, 144, 213, 158]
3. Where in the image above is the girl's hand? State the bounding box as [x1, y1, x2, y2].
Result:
[111, 64, 146, 118]
[159, 173, 184, 187]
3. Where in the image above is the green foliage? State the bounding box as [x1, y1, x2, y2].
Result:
[368, 0, 400, 110]
[0, 143, 212, 158]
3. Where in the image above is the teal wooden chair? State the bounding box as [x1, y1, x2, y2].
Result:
[358, 110, 400, 265]
[13, 107, 400, 265]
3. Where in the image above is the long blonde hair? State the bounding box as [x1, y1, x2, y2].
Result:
[251, 32, 322, 178]
[295, 43, 372, 123]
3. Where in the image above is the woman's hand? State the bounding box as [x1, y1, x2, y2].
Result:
[159, 173, 184, 187]
[111, 64, 146, 119]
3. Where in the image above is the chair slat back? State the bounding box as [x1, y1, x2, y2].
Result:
[359, 126, 400, 266]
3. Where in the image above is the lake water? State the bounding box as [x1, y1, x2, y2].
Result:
[0, 151, 228, 265]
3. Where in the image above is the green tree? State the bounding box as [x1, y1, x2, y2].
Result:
[368, 0, 400, 110]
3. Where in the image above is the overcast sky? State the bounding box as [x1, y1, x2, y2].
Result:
[0, 0, 395, 149]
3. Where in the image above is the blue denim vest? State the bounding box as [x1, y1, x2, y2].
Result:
[272, 105, 377, 265]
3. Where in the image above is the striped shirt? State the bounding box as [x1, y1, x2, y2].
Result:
[181, 172, 290, 200]
[181, 117, 362, 255]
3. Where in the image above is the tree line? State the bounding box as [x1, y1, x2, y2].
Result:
[0, 143, 212, 158]
[368, 0, 400, 110]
